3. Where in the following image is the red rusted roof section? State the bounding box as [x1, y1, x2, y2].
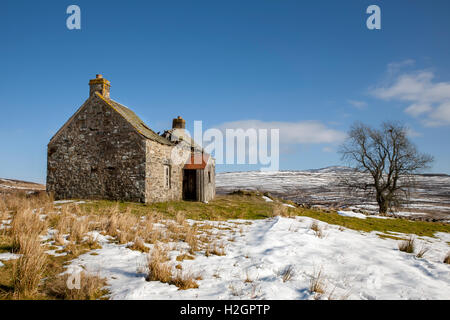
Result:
[184, 153, 210, 170]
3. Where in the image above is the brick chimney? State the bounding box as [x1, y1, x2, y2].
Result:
[89, 74, 111, 98]
[172, 116, 186, 129]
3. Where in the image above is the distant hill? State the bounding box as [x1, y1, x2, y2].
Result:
[216, 167, 450, 222]
[0, 178, 45, 194]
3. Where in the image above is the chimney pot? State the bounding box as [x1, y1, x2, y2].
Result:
[172, 116, 186, 129]
[89, 74, 110, 98]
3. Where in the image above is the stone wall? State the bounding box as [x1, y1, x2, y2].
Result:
[47, 94, 147, 202]
[145, 139, 183, 202]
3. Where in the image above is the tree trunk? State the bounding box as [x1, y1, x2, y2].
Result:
[376, 192, 389, 215]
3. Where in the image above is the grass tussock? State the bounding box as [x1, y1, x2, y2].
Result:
[127, 237, 149, 253]
[145, 245, 171, 283]
[280, 265, 295, 282]
[309, 267, 326, 296]
[12, 235, 47, 298]
[171, 271, 199, 290]
[145, 245, 199, 290]
[185, 225, 199, 254]
[52, 231, 66, 246]
[309, 221, 324, 238]
[69, 217, 88, 244]
[10, 208, 47, 252]
[398, 236, 415, 253]
[415, 244, 430, 258]
[45, 272, 107, 300]
[272, 203, 288, 217]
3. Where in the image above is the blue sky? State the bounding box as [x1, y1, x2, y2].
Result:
[1, 0, 450, 183]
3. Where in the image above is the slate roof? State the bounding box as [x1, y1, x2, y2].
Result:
[162, 127, 204, 152]
[99, 93, 173, 146]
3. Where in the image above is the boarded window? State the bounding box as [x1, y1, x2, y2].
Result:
[164, 165, 171, 188]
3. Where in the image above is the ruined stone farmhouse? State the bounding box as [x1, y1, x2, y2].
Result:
[47, 75, 215, 203]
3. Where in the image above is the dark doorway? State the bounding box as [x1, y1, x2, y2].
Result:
[183, 169, 197, 200]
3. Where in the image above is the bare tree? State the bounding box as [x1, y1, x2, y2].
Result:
[339, 122, 433, 214]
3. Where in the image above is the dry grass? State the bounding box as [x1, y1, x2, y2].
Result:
[10, 208, 47, 252]
[272, 203, 288, 217]
[415, 244, 430, 258]
[444, 252, 450, 264]
[11, 235, 47, 297]
[171, 270, 199, 290]
[205, 242, 225, 256]
[127, 237, 149, 253]
[138, 217, 154, 242]
[45, 272, 107, 300]
[69, 217, 88, 244]
[398, 236, 415, 253]
[145, 245, 199, 290]
[309, 267, 326, 296]
[280, 265, 294, 282]
[176, 253, 195, 262]
[0, 192, 53, 216]
[175, 211, 186, 225]
[244, 270, 253, 283]
[52, 231, 66, 246]
[309, 221, 324, 238]
[84, 233, 101, 250]
[185, 225, 199, 254]
[145, 245, 172, 283]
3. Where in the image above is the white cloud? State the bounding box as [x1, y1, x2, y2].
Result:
[386, 59, 415, 75]
[404, 103, 432, 117]
[371, 69, 450, 127]
[217, 120, 346, 145]
[348, 100, 368, 109]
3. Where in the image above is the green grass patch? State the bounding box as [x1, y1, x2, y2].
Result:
[0, 235, 12, 253]
[80, 194, 274, 221]
[295, 208, 450, 238]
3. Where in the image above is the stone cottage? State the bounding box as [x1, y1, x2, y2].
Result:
[46, 75, 215, 203]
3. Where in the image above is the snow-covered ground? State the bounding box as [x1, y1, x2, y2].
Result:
[64, 216, 450, 300]
[216, 168, 450, 221]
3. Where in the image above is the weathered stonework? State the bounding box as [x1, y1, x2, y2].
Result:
[145, 139, 183, 202]
[46, 75, 215, 203]
[47, 94, 147, 202]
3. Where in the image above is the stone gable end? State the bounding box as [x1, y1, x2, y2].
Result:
[47, 94, 147, 202]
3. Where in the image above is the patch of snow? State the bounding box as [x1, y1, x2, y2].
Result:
[337, 210, 367, 219]
[54, 200, 75, 204]
[393, 211, 428, 217]
[368, 215, 391, 220]
[0, 252, 21, 261]
[282, 204, 296, 208]
[65, 216, 450, 300]
[262, 196, 273, 202]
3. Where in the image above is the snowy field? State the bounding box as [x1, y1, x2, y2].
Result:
[216, 167, 450, 221]
[61, 216, 450, 300]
